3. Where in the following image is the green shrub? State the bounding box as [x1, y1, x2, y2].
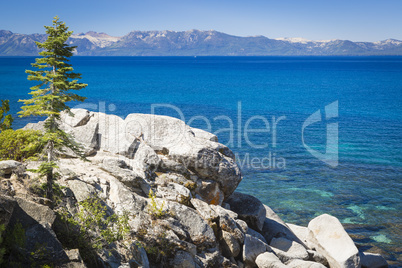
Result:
[0, 129, 44, 161]
[1, 220, 26, 266]
[148, 189, 167, 219]
[55, 196, 130, 267]
[0, 99, 13, 132]
[57, 196, 130, 250]
[5, 221, 26, 249]
[76, 197, 130, 248]
[30, 181, 65, 205]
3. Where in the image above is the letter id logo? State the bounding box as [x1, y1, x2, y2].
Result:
[302, 101, 338, 167]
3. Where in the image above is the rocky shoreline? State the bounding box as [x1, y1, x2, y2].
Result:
[0, 109, 388, 267]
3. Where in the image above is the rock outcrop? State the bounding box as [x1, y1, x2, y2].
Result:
[0, 195, 86, 267]
[0, 160, 25, 177]
[0, 109, 388, 268]
[226, 192, 266, 232]
[359, 252, 388, 268]
[255, 252, 287, 268]
[307, 214, 361, 268]
[54, 109, 242, 202]
[269, 237, 309, 263]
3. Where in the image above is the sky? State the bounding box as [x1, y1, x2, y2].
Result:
[1, 0, 401, 42]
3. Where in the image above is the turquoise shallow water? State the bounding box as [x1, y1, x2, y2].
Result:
[1, 56, 401, 265]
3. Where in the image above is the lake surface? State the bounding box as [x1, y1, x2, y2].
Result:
[1, 56, 401, 265]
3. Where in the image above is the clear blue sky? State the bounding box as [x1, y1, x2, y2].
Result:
[1, 0, 401, 42]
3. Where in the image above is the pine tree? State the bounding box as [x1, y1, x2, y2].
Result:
[19, 16, 87, 204]
[0, 99, 13, 132]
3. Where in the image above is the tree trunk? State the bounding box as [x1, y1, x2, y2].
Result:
[47, 140, 54, 207]
[46, 168, 53, 206]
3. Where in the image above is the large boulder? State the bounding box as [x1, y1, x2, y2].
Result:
[158, 155, 189, 174]
[25, 110, 98, 157]
[236, 219, 248, 234]
[67, 179, 97, 202]
[156, 182, 192, 204]
[59, 109, 99, 156]
[107, 176, 149, 216]
[15, 197, 56, 226]
[286, 259, 326, 268]
[359, 251, 388, 268]
[22, 120, 45, 131]
[210, 204, 238, 220]
[190, 198, 219, 222]
[4, 196, 70, 267]
[65, 116, 99, 156]
[54, 109, 243, 199]
[221, 230, 241, 258]
[226, 192, 266, 232]
[168, 144, 240, 198]
[101, 157, 149, 194]
[96, 112, 137, 156]
[219, 213, 244, 244]
[60, 108, 91, 127]
[131, 140, 161, 172]
[269, 237, 309, 263]
[307, 214, 360, 268]
[247, 227, 268, 244]
[164, 200, 216, 248]
[262, 205, 304, 245]
[255, 252, 287, 268]
[124, 113, 193, 151]
[195, 179, 225, 205]
[124, 113, 242, 198]
[0, 160, 24, 177]
[287, 223, 309, 245]
[243, 234, 271, 267]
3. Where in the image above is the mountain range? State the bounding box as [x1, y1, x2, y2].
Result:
[1, 29, 401, 56]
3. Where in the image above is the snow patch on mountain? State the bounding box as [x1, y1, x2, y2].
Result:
[71, 32, 121, 48]
[275, 37, 337, 44]
[374, 39, 402, 45]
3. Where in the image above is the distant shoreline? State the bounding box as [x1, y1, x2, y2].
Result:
[1, 29, 401, 56]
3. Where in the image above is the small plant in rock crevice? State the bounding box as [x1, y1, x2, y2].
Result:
[148, 189, 168, 219]
[55, 195, 130, 266]
[57, 196, 130, 248]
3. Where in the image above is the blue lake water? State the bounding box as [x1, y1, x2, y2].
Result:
[1, 56, 401, 265]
